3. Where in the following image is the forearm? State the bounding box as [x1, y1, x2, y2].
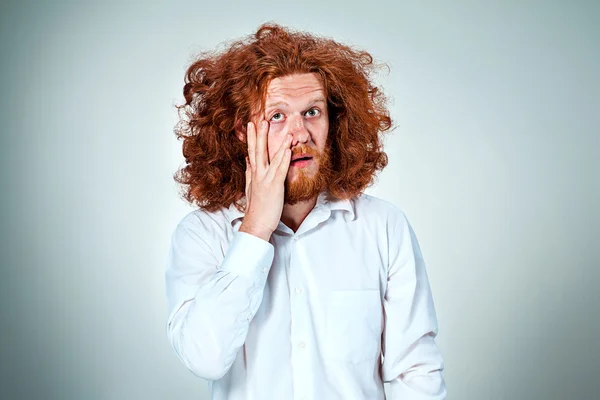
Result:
[168, 268, 267, 380]
[384, 333, 447, 399]
[383, 210, 447, 399]
[166, 230, 274, 380]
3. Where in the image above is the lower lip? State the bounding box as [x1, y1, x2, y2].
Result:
[291, 158, 312, 168]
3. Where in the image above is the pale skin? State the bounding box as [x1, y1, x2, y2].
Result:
[237, 73, 329, 241]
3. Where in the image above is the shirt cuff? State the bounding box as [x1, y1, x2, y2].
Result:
[219, 230, 275, 281]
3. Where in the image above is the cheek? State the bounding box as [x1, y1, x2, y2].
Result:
[310, 119, 329, 145]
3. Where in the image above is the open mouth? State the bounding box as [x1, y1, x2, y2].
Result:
[291, 156, 313, 166]
[292, 156, 312, 162]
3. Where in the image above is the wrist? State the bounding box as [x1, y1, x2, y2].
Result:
[239, 221, 273, 242]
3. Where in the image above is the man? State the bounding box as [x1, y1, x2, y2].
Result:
[166, 24, 447, 399]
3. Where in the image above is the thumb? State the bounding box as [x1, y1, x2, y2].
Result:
[245, 156, 252, 196]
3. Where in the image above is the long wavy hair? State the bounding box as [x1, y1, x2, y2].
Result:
[174, 23, 392, 212]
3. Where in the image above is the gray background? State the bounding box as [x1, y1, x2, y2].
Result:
[1, 0, 598, 399]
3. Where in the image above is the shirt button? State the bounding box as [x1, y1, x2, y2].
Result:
[263, 267, 268, 274]
[298, 341, 306, 349]
[292, 236, 298, 241]
[295, 287, 303, 294]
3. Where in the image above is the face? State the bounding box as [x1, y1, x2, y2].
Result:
[261, 73, 333, 205]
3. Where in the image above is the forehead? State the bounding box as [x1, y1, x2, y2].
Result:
[265, 73, 325, 102]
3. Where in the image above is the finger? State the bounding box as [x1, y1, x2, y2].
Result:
[255, 120, 268, 170]
[275, 147, 292, 181]
[246, 122, 256, 169]
[245, 156, 252, 199]
[269, 133, 292, 170]
[269, 134, 293, 180]
[245, 156, 251, 188]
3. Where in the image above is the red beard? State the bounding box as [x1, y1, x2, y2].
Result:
[284, 145, 333, 205]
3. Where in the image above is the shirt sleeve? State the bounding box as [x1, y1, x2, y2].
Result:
[165, 214, 274, 381]
[381, 211, 448, 399]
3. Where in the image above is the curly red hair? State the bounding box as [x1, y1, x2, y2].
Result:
[174, 23, 392, 212]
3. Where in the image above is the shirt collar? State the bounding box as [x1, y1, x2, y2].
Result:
[224, 190, 355, 227]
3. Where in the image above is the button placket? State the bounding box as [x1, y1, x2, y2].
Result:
[289, 234, 312, 399]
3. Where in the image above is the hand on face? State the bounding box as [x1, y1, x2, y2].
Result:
[239, 73, 331, 239]
[239, 119, 292, 241]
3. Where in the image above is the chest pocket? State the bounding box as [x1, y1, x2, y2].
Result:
[325, 289, 382, 364]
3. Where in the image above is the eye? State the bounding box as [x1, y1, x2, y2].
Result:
[270, 112, 284, 121]
[305, 108, 320, 117]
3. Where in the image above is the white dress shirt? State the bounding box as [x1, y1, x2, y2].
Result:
[165, 191, 447, 399]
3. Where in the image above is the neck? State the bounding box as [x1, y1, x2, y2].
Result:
[280, 195, 318, 233]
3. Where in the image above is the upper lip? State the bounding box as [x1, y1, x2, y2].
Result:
[292, 154, 313, 161]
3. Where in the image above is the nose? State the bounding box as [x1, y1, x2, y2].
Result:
[288, 114, 309, 146]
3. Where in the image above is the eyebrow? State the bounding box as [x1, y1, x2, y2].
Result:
[265, 97, 326, 110]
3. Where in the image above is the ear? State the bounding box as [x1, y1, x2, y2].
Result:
[234, 119, 247, 143]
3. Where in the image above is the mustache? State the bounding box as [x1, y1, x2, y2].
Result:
[290, 146, 319, 159]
